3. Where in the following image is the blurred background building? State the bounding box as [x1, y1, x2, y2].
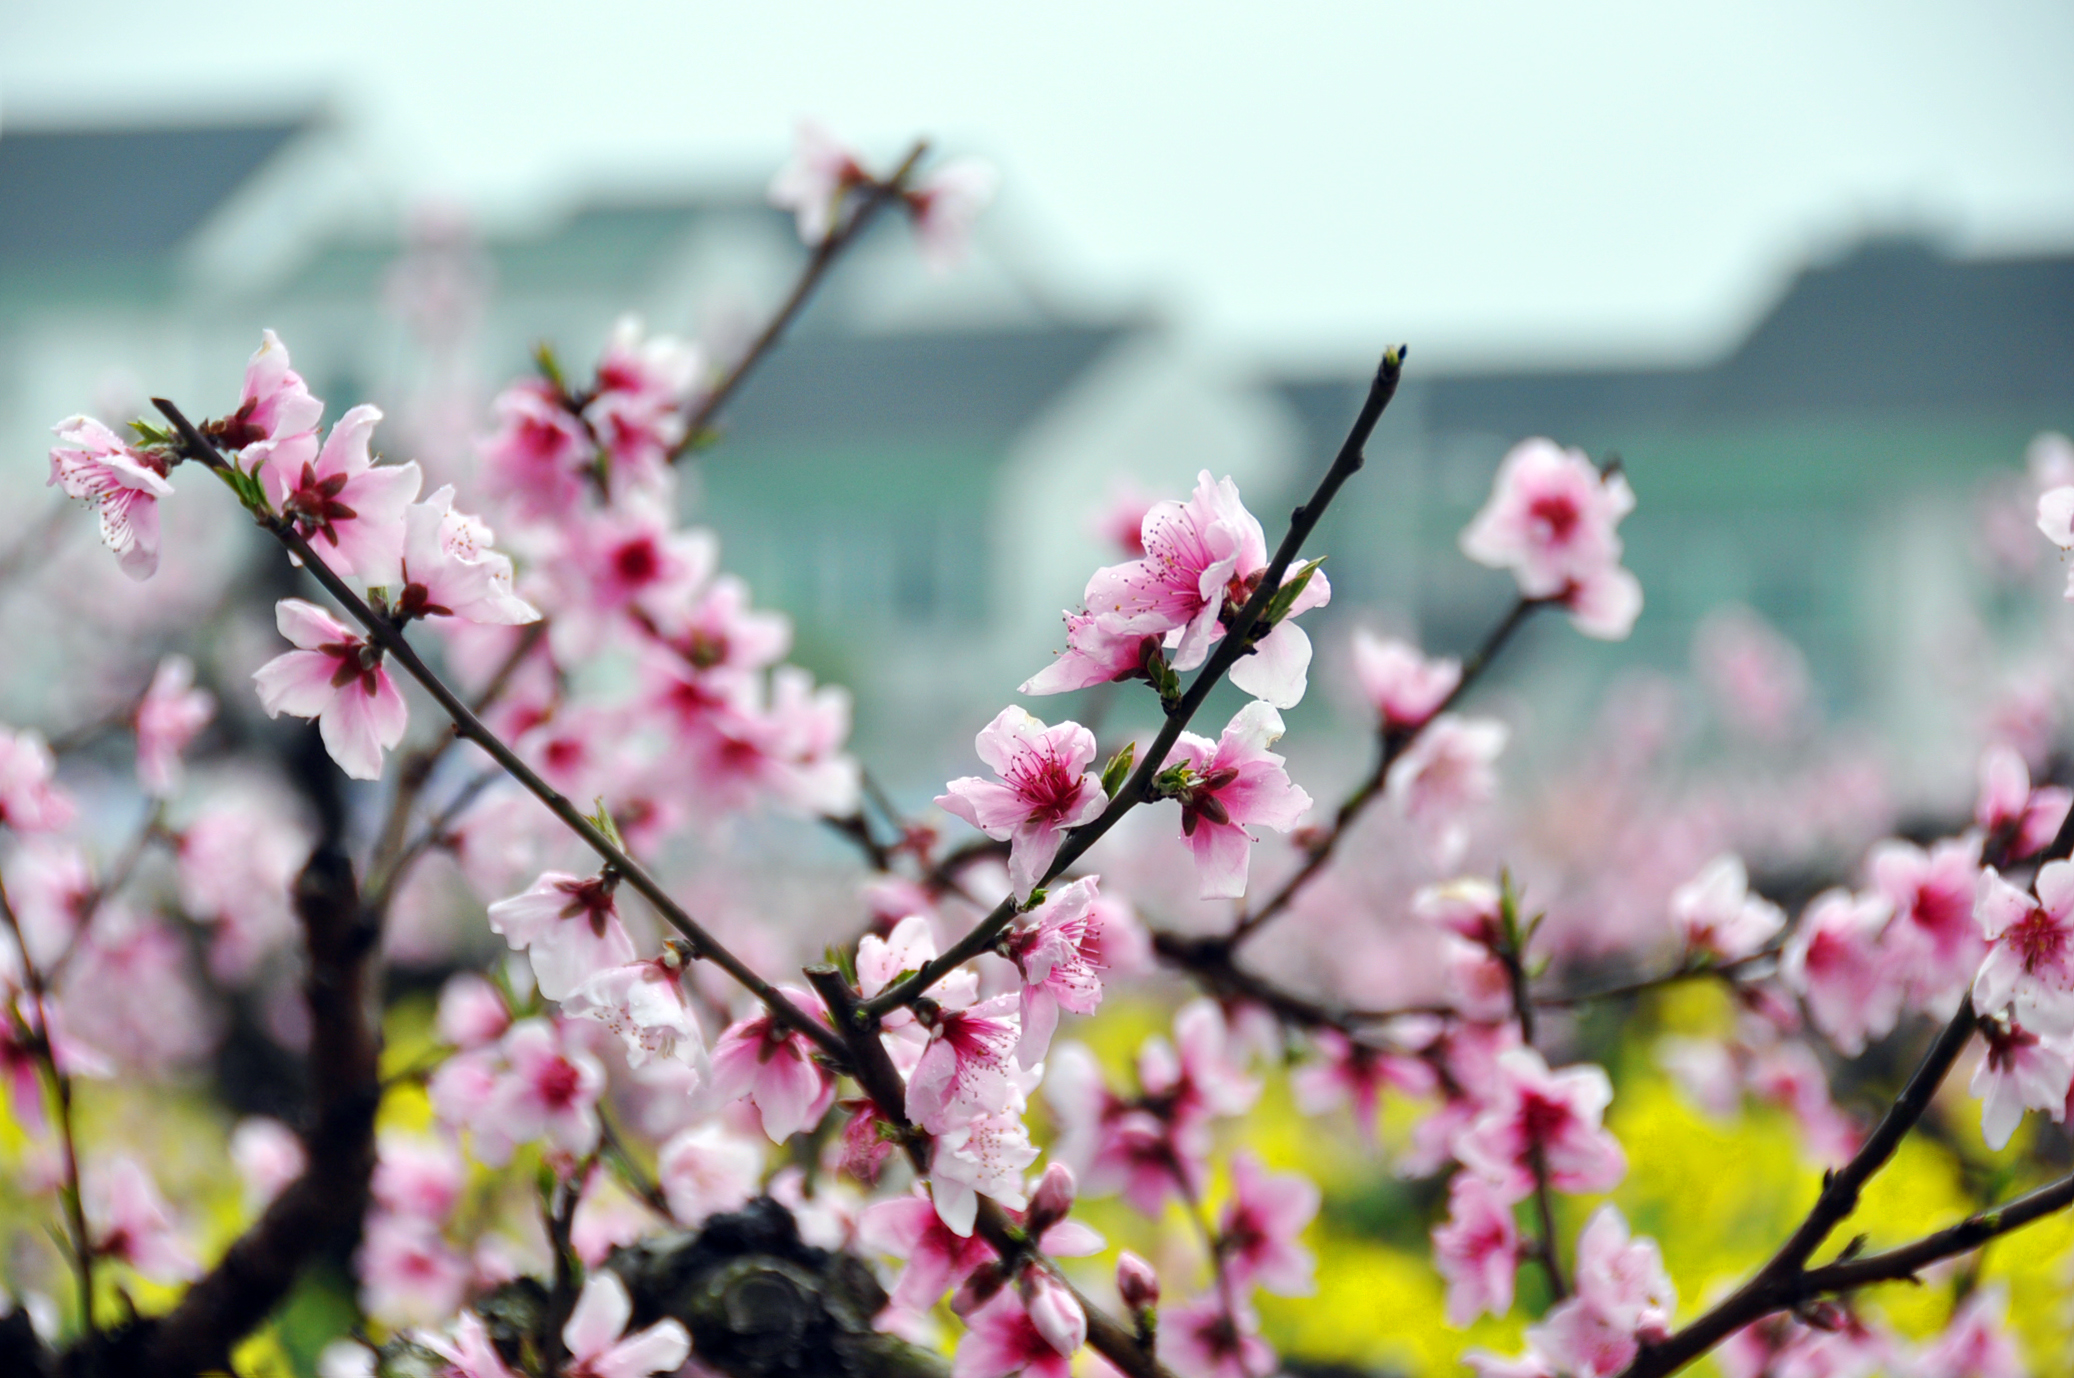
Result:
[2, 94, 2071, 796]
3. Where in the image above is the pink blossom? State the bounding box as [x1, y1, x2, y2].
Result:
[1351, 629, 1462, 730]
[858, 913, 974, 1022]
[1457, 1048, 1626, 1198]
[479, 377, 595, 517]
[907, 993, 1024, 1133]
[263, 405, 422, 586]
[1414, 876, 1505, 947]
[1016, 1268, 1086, 1363]
[486, 871, 637, 1002]
[1915, 1285, 2024, 1378]
[862, 1189, 999, 1312]
[673, 667, 861, 818]
[1971, 862, 2074, 1037]
[769, 121, 869, 245]
[449, 1018, 606, 1167]
[2039, 482, 2074, 596]
[657, 1123, 761, 1226]
[1159, 1295, 1276, 1378]
[563, 951, 704, 1068]
[371, 1132, 466, 1221]
[1385, 714, 1508, 866]
[0, 727, 74, 832]
[904, 156, 999, 269]
[1974, 743, 2071, 862]
[1093, 484, 1154, 556]
[1019, 611, 1155, 696]
[1291, 1027, 1435, 1144]
[393, 485, 539, 625]
[252, 598, 409, 781]
[360, 1212, 469, 1328]
[1868, 836, 1986, 1014]
[708, 987, 837, 1143]
[1460, 438, 1636, 612]
[436, 972, 511, 1049]
[47, 415, 173, 579]
[561, 1271, 691, 1378]
[220, 329, 324, 462]
[1164, 998, 1264, 1126]
[559, 504, 716, 625]
[133, 654, 214, 796]
[1217, 1152, 1318, 1296]
[953, 1291, 1074, 1378]
[938, 708, 1107, 897]
[1003, 876, 1107, 1064]
[417, 1311, 516, 1378]
[1780, 888, 1904, 1055]
[1525, 1205, 1674, 1378]
[1433, 1170, 1520, 1326]
[1160, 701, 1313, 899]
[1968, 1016, 2073, 1150]
[929, 1100, 1041, 1237]
[1743, 1041, 1861, 1166]
[176, 801, 305, 981]
[1116, 1251, 1160, 1311]
[1693, 605, 1811, 740]
[87, 1156, 198, 1284]
[1671, 854, 1784, 963]
[584, 317, 701, 484]
[647, 573, 791, 677]
[229, 1116, 306, 1210]
[1445, 937, 1516, 1022]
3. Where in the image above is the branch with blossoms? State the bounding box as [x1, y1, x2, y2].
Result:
[25, 120, 2074, 1378]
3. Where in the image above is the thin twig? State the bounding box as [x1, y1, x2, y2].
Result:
[861, 346, 1408, 1019]
[673, 144, 928, 459]
[1497, 910, 1568, 1301]
[1227, 596, 1541, 948]
[155, 399, 848, 1065]
[0, 876, 96, 1354]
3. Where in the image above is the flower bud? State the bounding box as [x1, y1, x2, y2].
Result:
[1116, 1250, 1160, 1311]
[1025, 1161, 1076, 1235]
[1021, 1268, 1087, 1358]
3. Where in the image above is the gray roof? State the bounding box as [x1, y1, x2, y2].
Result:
[0, 122, 305, 264]
[1280, 238, 2074, 450]
[723, 325, 1127, 448]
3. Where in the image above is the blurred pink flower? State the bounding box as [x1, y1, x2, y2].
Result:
[1433, 1170, 1521, 1326]
[1351, 629, 1461, 731]
[133, 654, 214, 797]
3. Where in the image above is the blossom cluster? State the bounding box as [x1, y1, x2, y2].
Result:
[3, 124, 2062, 1378]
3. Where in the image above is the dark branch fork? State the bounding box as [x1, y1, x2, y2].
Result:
[157, 398, 849, 1063]
[154, 383, 1190, 1378]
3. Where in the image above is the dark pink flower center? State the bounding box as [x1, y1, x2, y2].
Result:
[555, 877, 617, 936]
[2005, 908, 2067, 974]
[1518, 1091, 1573, 1149]
[1527, 493, 1581, 544]
[613, 538, 661, 586]
[536, 1057, 582, 1109]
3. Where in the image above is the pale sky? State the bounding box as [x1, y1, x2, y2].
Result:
[6, 0, 2073, 368]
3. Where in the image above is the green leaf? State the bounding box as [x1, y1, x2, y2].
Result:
[1259, 557, 1327, 630]
[1100, 742, 1136, 798]
[127, 419, 175, 446]
[533, 341, 568, 392]
[587, 797, 627, 852]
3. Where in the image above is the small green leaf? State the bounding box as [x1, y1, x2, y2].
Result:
[533, 341, 568, 392]
[1259, 557, 1327, 630]
[127, 419, 175, 446]
[1100, 742, 1136, 798]
[587, 797, 627, 852]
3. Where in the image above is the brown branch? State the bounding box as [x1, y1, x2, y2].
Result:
[1227, 596, 1541, 948]
[1495, 908, 1568, 1302]
[1615, 1005, 1979, 1377]
[673, 144, 928, 459]
[143, 846, 381, 1375]
[804, 966, 1176, 1378]
[1800, 1172, 2074, 1295]
[862, 346, 1409, 1019]
[154, 399, 847, 1066]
